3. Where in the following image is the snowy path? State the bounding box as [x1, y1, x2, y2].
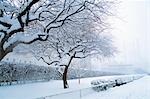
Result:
[0, 75, 149, 99]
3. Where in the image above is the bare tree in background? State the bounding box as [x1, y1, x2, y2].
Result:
[0, 0, 114, 61]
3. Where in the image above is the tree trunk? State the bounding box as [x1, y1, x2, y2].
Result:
[0, 49, 6, 61]
[63, 66, 69, 89]
[62, 52, 76, 89]
[0, 44, 13, 61]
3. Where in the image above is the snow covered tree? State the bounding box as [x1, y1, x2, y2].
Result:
[0, 0, 115, 88]
[30, 7, 116, 88]
[0, 0, 42, 61]
[0, 0, 111, 61]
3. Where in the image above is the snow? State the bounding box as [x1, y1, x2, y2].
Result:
[0, 77, 90, 99]
[0, 75, 149, 99]
[2, 52, 48, 66]
[84, 75, 150, 99]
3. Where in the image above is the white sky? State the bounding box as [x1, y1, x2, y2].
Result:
[100, 0, 150, 71]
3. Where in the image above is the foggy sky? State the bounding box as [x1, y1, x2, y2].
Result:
[107, 0, 150, 71]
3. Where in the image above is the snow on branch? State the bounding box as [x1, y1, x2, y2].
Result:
[0, 0, 116, 62]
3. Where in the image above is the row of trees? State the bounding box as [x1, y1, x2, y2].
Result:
[0, 62, 119, 86]
[0, 62, 62, 85]
[0, 0, 116, 88]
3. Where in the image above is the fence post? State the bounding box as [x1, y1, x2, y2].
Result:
[80, 89, 82, 99]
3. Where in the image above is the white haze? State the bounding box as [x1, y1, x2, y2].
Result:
[92, 0, 150, 72]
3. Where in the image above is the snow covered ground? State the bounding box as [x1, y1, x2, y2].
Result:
[0, 75, 149, 99]
[83, 75, 150, 99]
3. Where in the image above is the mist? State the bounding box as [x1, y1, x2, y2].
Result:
[92, 0, 150, 73]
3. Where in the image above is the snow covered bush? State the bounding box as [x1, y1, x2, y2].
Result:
[91, 75, 144, 92]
